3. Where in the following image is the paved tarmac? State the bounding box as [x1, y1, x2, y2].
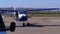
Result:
[2, 16, 60, 34]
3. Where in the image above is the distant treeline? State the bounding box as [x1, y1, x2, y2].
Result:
[27, 11, 60, 14]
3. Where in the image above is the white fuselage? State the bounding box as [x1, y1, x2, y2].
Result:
[16, 11, 28, 21]
[18, 14, 27, 19]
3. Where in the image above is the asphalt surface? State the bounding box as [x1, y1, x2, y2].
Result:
[2, 16, 60, 34]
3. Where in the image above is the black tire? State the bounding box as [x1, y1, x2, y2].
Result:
[26, 23, 30, 26]
[10, 22, 16, 32]
[23, 23, 25, 26]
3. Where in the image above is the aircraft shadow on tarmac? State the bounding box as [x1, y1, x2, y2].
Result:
[6, 23, 60, 28]
[15, 23, 60, 27]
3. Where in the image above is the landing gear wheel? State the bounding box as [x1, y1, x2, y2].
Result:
[23, 23, 25, 26]
[10, 22, 16, 32]
[26, 22, 30, 26]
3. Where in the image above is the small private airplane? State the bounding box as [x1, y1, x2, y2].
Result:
[0, 13, 60, 34]
[0, 8, 59, 26]
[0, 8, 60, 33]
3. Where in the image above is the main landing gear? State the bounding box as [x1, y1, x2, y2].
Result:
[7, 22, 16, 32]
[22, 21, 30, 26]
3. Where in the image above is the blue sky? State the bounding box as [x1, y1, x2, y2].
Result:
[0, 0, 60, 8]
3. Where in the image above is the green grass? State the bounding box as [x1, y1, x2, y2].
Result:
[2, 11, 60, 17]
[28, 14, 60, 17]
[2, 13, 60, 17]
[27, 11, 60, 17]
[27, 11, 60, 14]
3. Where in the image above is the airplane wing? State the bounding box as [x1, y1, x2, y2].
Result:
[26, 8, 59, 11]
[0, 9, 17, 11]
[0, 8, 59, 14]
[0, 8, 59, 11]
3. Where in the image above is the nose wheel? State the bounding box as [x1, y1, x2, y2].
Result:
[23, 22, 25, 26]
[22, 21, 30, 26]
